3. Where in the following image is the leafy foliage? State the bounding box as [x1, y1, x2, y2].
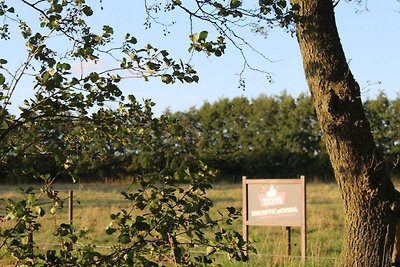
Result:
[0, 1, 252, 266]
[4, 91, 399, 184]
[1, 164, 251, 266]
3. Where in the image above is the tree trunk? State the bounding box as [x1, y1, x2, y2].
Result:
[291, 0, 400, 266]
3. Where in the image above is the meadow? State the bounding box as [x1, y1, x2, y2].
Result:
[0, 181, 345, 266]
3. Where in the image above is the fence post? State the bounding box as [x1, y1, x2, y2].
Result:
[301, 175, 306, 263]
[286, 226, 291, 256]
[69, 190, 73, 226]
[242, 176, 248, 257]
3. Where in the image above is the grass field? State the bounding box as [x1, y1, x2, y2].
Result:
[0, 181, 345, 266]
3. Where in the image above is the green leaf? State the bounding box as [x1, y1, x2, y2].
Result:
[291, 3, 301, 11]
[82, 6, 93, 16]
[199, 31, 208, 42]
[110, 212, 120, 220]
[184, 76, 193, 83]
[35, 206, 45, 216]
[226, 206, 236, 214]
[230, 0, 242, 8]
[27, 193, 36, 204]
[53, 4, 63, 13]
[277, 1, 287, 9]
[105, 225, 116, 235]
[118, 234, 131, 244]
[161, 75, 173, 84]
[274, 6, 283, 16]
[126, 35, 137, 44]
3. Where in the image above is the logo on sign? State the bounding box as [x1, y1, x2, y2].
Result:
[259, 185, 285, 207]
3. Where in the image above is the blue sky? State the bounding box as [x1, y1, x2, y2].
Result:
[4, 0, 400, 116]
[111, 0, 400, 115]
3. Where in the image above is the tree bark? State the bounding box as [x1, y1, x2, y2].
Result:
[291, 0, 400, 266]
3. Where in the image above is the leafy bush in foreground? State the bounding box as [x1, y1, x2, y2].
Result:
[1, 163, 253, 266]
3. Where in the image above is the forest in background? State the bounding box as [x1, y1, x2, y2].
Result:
[2, 91, 399, 183]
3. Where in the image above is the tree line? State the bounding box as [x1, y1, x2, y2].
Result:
[2, 91, 398, 183]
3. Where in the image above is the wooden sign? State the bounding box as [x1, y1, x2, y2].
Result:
[242, 176, 306, 262]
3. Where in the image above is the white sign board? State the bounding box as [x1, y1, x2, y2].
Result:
[242, 176, 306, 262]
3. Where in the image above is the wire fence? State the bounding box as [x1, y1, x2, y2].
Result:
[33, 240, 340, 266]
[2, 188, 342, 266]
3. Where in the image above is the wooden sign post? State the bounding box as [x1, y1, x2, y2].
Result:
[242, 176, 306, 262]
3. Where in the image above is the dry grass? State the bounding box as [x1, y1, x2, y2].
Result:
[0, 181, 345, 266]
